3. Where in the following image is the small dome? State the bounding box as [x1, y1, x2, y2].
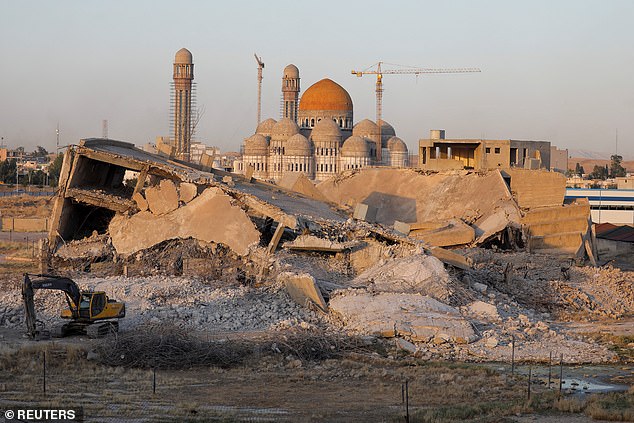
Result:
[175, 48, 193, 64]
[299, 79, 353, 112]
[256, 118, 277, 136]
[341, 136, 370, 156]
[271, 118, 300, 138]
[285, 134, 312, 156]
[284, 64, 299, 79]
[378, 119, 396, 137]
[387, 136, 408, 153]
[352, 119, 379, 137]
[311, 118, 342, 137]
[244, 134, 269, 155]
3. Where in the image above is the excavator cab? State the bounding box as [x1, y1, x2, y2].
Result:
[75, 292, 106, 319]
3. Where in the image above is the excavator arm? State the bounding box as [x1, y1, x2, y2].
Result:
[22, 274, 82, 338]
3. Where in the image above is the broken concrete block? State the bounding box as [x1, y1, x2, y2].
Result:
[283, 235, 350, 252]
[352, 254, 453, 303]
[467, 301, 500, 321]
[393, 220, 411, 235]
[410, 219, 475, 247]
[353, 203, 377, 223]
[277, 172, 328, 202]
[132, 192, 148, 211]
[222, 176, 235, 187]
[429, 247, 474, 271]
[278, 272, 327, 312]
[145, 179, 179, 215]
[109, 187, 260, 256]
[329, 291, 478, 344]
[395, 338, 417, 354]
[179, 182, 198, 203]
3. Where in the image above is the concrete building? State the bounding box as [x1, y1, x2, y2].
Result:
[171, 48, 195, 161]
[418, 130, 551, 171]
[550, 146, 568, 173]
[237, 64, 409, 182]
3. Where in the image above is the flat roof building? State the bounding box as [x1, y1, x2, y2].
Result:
[418, 130, 550, 171]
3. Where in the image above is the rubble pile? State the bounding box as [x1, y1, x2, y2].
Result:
[0, 276, 322, 333]
[2, 139, 630, 366]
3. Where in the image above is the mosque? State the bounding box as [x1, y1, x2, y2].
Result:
[238, 64, 409, 182]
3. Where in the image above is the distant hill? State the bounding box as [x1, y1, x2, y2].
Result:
[569, 157, 634, 173]
[568, 149, 634, 161]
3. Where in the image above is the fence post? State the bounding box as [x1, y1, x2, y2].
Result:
[548, 351, 552, 388]
[43, 350, 46, 394]
[511, 336, 515, 375]
[558, 354, 564, 399]
[153, 368, 156, 394]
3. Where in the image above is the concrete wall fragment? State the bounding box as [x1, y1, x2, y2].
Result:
[109, 187, 260, 256]
[145, 179, 179, 215]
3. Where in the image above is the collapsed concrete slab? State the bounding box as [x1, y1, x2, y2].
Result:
[504, 168, 566, 210]
[108, 187, 261, 256]
[277, 172, 328, 202]
[329, 291, 478, 343]
[283, 235, 351, 252]
[278, 272, 328, 312]
[405, 219, 475, 247]
[145, 179, 179, 215]
[351, 254, 454, 303]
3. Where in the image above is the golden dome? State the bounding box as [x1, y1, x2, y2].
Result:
[175, 48, 193, 64]
[299, 79, 353, 112]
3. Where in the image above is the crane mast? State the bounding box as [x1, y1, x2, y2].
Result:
[352, 61, 480, 163]
[254, 53, 265, 126]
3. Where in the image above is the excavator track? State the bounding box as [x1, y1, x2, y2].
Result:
[86, 321, 119, 338]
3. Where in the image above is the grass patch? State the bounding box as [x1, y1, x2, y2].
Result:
[585, 332, 634, 362]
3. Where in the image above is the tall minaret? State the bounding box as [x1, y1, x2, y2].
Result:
[172, 48, 194, 161]
[281, 64, 300, 123]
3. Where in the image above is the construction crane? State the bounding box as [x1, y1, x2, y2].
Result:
[254, 53, 265, 126]
[351, 62, 480, 161]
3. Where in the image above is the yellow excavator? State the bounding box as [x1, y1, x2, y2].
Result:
[22, 273, 125, 338]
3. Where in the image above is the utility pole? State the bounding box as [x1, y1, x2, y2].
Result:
[56, 123, 60, 153]
[102, 120, 109, 139]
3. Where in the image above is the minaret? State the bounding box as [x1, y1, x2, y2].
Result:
[172, 48, 194, 161]
[281, 64, 300, 123]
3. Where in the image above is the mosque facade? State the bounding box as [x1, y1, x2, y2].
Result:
[238, 64, 408, 182]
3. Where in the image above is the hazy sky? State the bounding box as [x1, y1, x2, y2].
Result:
[1, 0, 633, 157]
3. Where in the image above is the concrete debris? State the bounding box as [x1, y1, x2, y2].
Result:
[277, 172, 328, 202]
[403, 219, 475, 247]
[329, 291, 478, 344]
[283, 235, 352, 252]
[278, 272, 328, 312]
[109, 187, 261, 256]
[132, 192, 148, 211]
[179, 182, 198, 203]
[395, 337, 418, 354]
[25, 139, 631, 365]
[351, 254, 454, 303]
[145, 179, 179, 215]
[353, 203, 377, 223]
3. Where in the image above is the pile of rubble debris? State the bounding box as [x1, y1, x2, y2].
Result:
[4, 138, 631, 364]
